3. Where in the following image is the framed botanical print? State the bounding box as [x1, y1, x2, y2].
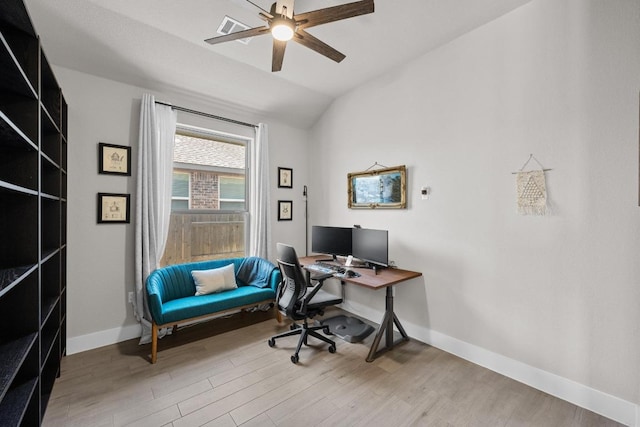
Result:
[278, 167, 293, 188]
[278, 200, 292, 221]
[99, 143, 131, 176]
[97, 193, 131, 223]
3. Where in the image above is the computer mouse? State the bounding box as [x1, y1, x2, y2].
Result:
[345, 270, 356, 278]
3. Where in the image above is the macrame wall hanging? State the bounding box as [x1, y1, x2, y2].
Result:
[513, 154, 551, 216]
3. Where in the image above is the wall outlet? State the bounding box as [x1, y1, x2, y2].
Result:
[128, 292, 134, 303]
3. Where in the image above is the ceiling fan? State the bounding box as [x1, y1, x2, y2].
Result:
[204, 0, 374, 72]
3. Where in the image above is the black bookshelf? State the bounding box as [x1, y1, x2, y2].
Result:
[0, 0, 67, 424]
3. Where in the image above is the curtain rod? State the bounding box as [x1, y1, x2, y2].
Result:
[154, 101, 258, 129]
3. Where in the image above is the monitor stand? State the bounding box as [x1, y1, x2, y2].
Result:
[353, 262, 387, 274]
[320, 315, 374, 343]
[371, 264, 387, 275]
[315, 254, 339, 263]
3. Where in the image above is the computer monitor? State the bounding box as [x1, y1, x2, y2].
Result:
[311, 226, 353, 261]
[352, 228, 389, 268]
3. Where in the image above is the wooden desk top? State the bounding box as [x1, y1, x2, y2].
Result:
[298, 255, 422, 290]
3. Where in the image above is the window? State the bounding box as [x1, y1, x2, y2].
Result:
[171, 172, 190, 210]
[219, 176, 245, 210]
[161, 125, 249, 266]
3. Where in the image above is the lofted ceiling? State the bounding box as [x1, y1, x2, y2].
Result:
[23, 0, 532, 128]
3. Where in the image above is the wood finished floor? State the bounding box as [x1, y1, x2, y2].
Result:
[43, 309, 623, 427]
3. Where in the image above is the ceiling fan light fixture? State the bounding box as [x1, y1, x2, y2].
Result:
[271, 18, 294, 41]
[204, 0, 375, 72]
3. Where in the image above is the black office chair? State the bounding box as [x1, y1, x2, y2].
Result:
[268, 243, 343, 363]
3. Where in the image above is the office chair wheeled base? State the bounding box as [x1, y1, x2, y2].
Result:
[268, 320, 337, 364]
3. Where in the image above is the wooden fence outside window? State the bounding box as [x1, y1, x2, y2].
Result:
[161, 212, 246, 266]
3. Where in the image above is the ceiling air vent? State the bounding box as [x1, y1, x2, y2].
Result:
[217, 16, 252, 45]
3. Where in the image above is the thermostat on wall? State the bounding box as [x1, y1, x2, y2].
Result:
[421, 186, 430, 200]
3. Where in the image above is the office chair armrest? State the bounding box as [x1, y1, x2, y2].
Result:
[310, 272, 333, 282]
[301, 275, 332, 311]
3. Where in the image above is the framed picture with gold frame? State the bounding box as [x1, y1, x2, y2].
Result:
[348, 165, 407, 209]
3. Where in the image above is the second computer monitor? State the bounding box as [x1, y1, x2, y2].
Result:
[311, 226, 353, 260]
[352, 228, 389, 268]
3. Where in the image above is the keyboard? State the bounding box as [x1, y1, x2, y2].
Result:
[305, 264, 337, 274]
[305, 262, 361, 278]
[316, 262, 345, 273]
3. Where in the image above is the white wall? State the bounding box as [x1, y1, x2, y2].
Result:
[55, 66, 309, 350]
[310, 0, 640, 423]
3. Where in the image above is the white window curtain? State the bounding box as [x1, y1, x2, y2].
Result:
[248, 123, 271, 259]
[134, 94, 177, 344]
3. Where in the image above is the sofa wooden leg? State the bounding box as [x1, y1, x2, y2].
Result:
[172, 324, 178, 334]
[151, 322, 158, 364]
[276, 309, 283, 323]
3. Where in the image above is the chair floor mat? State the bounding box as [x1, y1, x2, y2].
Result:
[320, 315, 374, 343]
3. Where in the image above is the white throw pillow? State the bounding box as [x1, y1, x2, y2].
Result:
[192, 264, 237, 296]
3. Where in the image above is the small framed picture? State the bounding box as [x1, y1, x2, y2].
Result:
[98, 193, 131, 223]
[278, 200, 293, 221]
[278, 167, 293, 188]
[99, 143, 131, 176]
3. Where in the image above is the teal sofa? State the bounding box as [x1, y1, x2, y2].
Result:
[146, 257, 281, 363]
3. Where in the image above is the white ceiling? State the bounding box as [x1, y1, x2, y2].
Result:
[23, 0, 532, 127]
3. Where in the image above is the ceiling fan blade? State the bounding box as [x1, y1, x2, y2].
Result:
[204, 26, 270, 45]
[272, 39, 287, 72]
[293, 29, 345, 63]
[295, 0, 374, 30]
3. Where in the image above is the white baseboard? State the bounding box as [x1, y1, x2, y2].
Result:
[66, 323, 141, 355]
[422, 327, 638, 427]
[65, 310, 244, 354]
[341, 302, 638, 427]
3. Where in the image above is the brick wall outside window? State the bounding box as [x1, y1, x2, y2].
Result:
[188, 170, 245, 209]
[190, 171, 219, 209]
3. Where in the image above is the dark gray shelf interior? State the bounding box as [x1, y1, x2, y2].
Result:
[0, 333, 37, 400]
[0, 0, 36, 37]
[0, 377, 38, 427]
[0, 264, 36, 294]
[0, 190, 38, 268]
